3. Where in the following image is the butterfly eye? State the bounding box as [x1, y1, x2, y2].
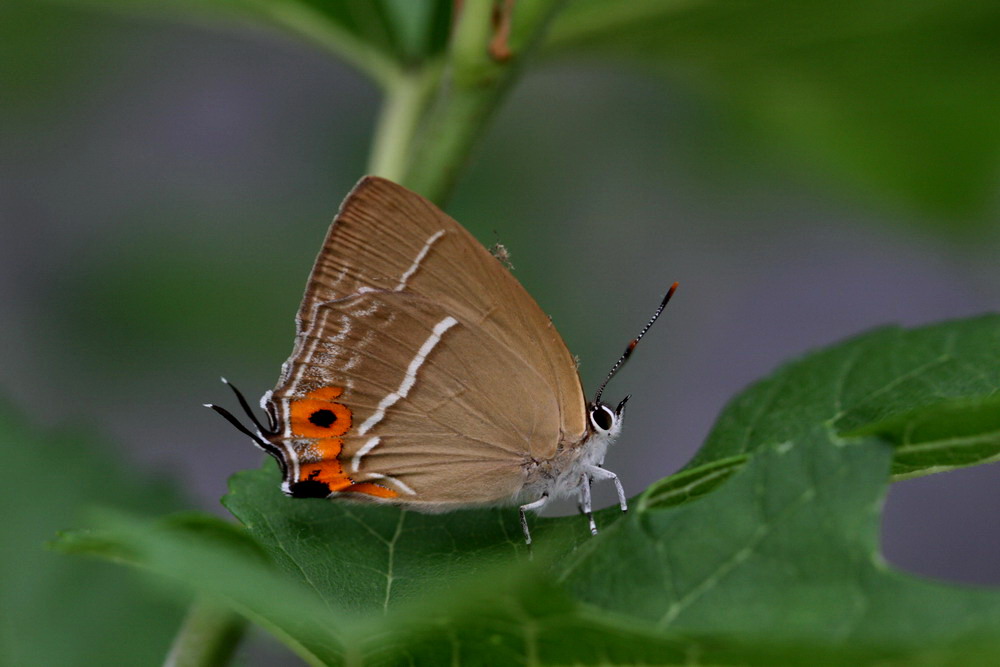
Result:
[589, 405, 615, 432]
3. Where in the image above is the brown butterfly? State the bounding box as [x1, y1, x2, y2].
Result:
[209, 176, 677, 543]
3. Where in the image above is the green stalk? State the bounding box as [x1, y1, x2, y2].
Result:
[163, 597, 246, 667]
[378, 0, 567, 205]
[368, 63, 445, 182]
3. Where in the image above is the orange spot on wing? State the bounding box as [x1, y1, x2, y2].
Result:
[286, 389, 399, 501]
[290, 386, 352, 438]
[301, 461, 352, 492]
[299, 437, 352, 491]
[309, 386, 343, 401]
[345, 482, 399, 499]
[313, 437, 343, 459]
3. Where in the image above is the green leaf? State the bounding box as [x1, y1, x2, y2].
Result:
[668, 315, 1000, 499]
[262, 0, 453, 66]
[359, 566, 987, 667]
[0, 403, 183, 666]
[45, 0, 454, 85]
[53, 506, 698, 665]
[67, 432, 1000, 663]
[376, 0, 453, 63]
[851, 394, 1000, 478]
[217, 316, 1000, 661]
[545, 0, 1000, 222]
[562, 428, 1000, 656]
[52, 316, 1000, 663]
[221, 464, 577, 612]
[638, 454, 748, 511]
[54, 511, 349, 665]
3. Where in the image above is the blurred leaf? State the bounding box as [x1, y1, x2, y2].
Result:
[53, 507, 696, 665]
[43, 0, 454, 84]
[54, 511, 349, 665]
[545, 0, 1000, 223]
[376, 0, 453, 63]
[360, 562, 986, 667]
[57, 511, 267, 567]
[0, 403, 183, 666]
[672, 315, 1000, 493]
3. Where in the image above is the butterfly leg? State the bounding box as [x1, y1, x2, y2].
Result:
[585, 465, 628, 513]
[519, 494, 549, 545]
[578, 474, 598, 536]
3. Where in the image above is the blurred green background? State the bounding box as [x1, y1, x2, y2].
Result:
[2, 0, 999, 663]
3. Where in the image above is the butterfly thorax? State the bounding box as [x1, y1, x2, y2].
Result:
[522, 417, 623, 502]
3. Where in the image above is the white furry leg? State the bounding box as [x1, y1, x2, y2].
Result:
[578, 474, 598, 536]
[585, 465, 628, 513]
[519, 493, 549, 545]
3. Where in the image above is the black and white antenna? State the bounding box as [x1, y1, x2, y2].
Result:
[593, 282, 678, 405]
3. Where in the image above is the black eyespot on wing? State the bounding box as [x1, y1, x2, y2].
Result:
[309, 409, 337, 428]
[288, 480, 332, 498]
[591, 405, 613, 431]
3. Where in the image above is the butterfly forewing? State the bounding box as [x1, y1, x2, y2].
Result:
[267, 178, 588, 504]
[285, 177, 586, 444]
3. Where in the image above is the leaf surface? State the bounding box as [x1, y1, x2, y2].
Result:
[667, 316, 1000, 497]
[566, 428, 1000, 653]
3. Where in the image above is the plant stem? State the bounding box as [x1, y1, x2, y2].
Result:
[164, 597, 246, 667]
[372, 0, 566, 205]
[368, 63, 444, 182]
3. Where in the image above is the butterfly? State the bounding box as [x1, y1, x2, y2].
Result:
[209, 176, 676, 543]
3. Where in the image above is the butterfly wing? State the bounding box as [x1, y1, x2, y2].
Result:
[266, 177, 587, 504]
[287, 177, 586, 444]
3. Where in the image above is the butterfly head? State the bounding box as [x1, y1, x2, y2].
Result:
[587, 394, 629, 441]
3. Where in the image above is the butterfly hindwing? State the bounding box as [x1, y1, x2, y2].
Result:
[269, 290, 563, 505]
